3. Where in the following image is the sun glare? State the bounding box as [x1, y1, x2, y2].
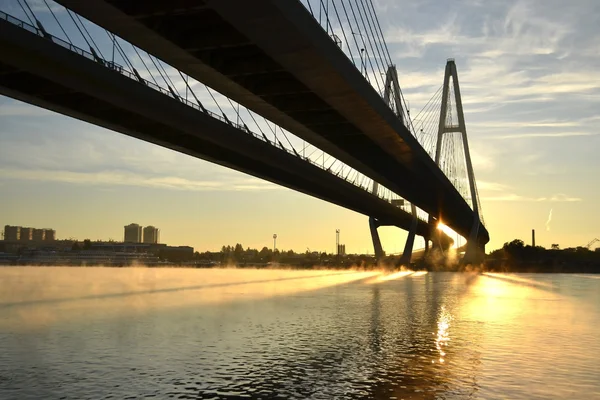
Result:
[437, 222, 460, 248]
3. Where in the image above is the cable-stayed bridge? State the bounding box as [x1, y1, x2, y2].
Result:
[0, 0, 489, 264]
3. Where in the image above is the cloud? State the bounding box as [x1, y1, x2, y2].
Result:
[477, 180, 509, 192]
[470, 150, 496, 171]
[546, 208, 553, 231]
[484, 193, 582, 202]
[488, 132, 598, 140]
[0, 168, 280, 192]
[0, 102, 53, 117]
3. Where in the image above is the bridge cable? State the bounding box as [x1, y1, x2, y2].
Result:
[412, 85, 443, 123]
[73, 12, 105, 60]
[18, 0, 36, 25]
[202, 85, 230, 123]
[305, 0, 315, 17]
[344, 166, 354, 180]
[415, 87, 444, 154]
[15, 0, 34, 25]
[318, 0, 322, 26]
[130, 45, 160, 87]
[41, 0, 71, 45]
[366, 0, 393, 67]
[274, 124, 300, 156]
[317, 0, 337, 47]
[349, 0, 383, 92]
[19, 0, 51, 39]
[417, 89, 443, 145]
[329, 1, 356, 66]
[364, 0, 414, 127]
[338, 1, 363, 69]
[105, 32, 147, 83]
[221, 90, 255, 130]
[357, 0, 390, 96]
[305, 145, 322, 161]
[360, 0, 389, 72]
[318, 0, 326, 33]
[147, 54, 182, 99]
[414, 108, 438, 152]
[346, 1, 377, 86]
[356, 0, 387, 92]
[65, 10, 94, 54]
[177, 71, 207, 113]
[328, 158, 341, 171]
[240, 108, 268, 138]
[106, 32, 138, 75]
[157, 60, 184, 99]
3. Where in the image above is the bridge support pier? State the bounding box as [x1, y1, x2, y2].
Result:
[369, 204, 418, 266]
[369, 217, 385, 261]
[398, 204, 418, 266]
[462, 217, 485, 265]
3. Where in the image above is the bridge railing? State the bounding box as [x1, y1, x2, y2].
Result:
[0, 9, 427, 224]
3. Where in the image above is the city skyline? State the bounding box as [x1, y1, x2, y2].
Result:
[1, 0, 599, 253]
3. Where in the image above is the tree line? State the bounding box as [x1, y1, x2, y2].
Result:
[487, 239, 600, 273]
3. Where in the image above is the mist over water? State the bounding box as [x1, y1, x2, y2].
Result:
[1, 267, 599, 399]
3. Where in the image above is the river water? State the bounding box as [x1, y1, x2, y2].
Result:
[0, 267, 599, 399]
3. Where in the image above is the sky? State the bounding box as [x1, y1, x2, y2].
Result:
[0, 0, 599, 253]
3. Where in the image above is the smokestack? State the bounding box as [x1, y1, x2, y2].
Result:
[532, 229, 536, 247]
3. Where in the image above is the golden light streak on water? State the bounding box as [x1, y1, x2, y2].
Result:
[0, 267, 379, 330]
[433, 305, 452, 364]
[570, 274, 600, 280]
[366, 270, 414, 283]
[2, 269, 600, 398]
[483, 272, 555, 288]
[411, 271, 428, 277]
[462, 274, 561, 325]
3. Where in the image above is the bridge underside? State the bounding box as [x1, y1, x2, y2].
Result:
[55, 0, 489, 246]
[0, 17, 445, 243]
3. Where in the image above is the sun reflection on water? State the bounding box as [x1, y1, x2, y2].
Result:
[434, 305, 452, 364]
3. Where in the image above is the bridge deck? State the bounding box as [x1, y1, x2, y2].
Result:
[55, 0, 488, 244]
[0, 15, 439, 239]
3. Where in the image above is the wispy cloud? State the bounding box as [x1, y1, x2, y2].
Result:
[477, 180, 509, 192]
[488, 132, 598, 140]
[0, 168, 280, 192]
[0, 102, 53, 117]
[484, 193, 582, 202]
[546, 208, 553, 231]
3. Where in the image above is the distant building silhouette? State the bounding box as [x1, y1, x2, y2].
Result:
[32, 228, 45, 242]
[124, 223, 142, 243]
[143, 226, 160, 244]
[3, 225, 56, 242]
[19, 227, 33, 242]
[4, 225, 20, 241]
[44, 229, 56, 242]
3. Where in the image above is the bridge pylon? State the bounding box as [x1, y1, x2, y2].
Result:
[368, 65, 421, 266]
[434, 59, 485, 264]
